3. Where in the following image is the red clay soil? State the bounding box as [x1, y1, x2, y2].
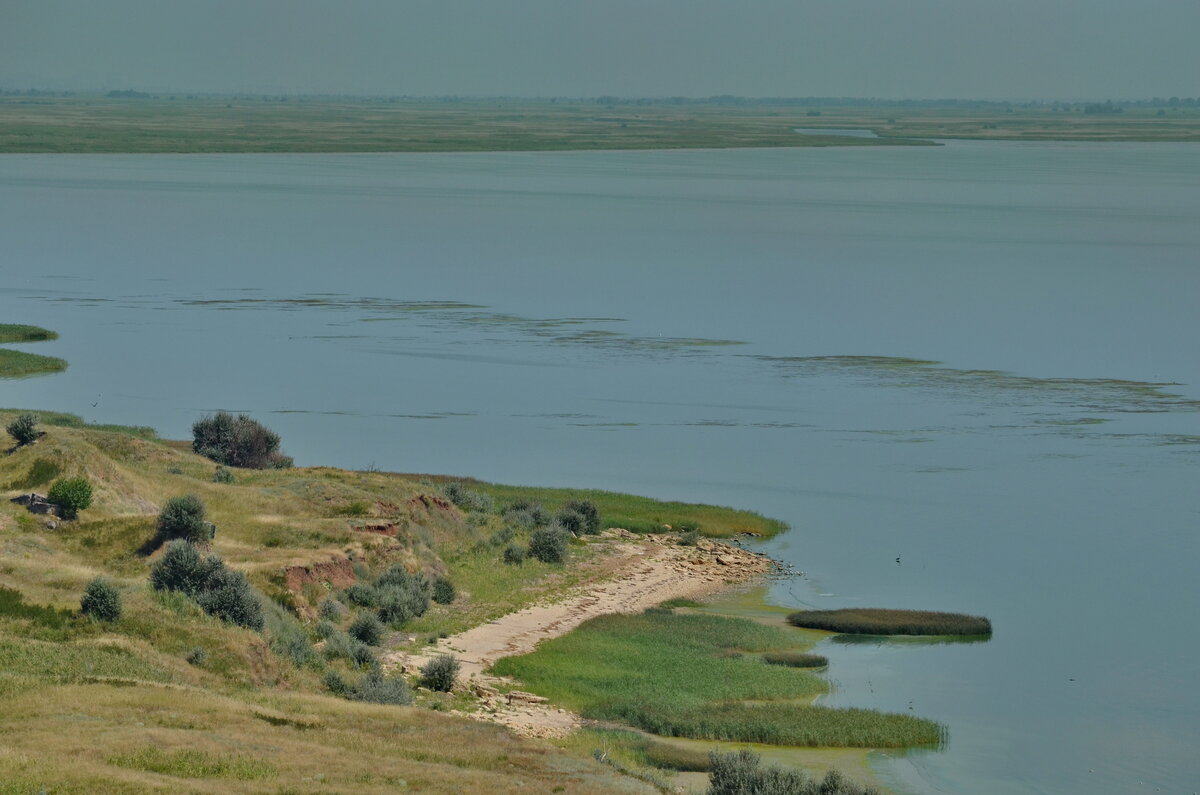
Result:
[283, 556, 357, 592]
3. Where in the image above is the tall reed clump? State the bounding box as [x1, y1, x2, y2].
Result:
[786, 608, 991, 636]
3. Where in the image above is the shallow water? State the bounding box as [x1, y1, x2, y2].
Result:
[2, 144, 1198, 794]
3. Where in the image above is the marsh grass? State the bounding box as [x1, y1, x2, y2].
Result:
[107, 747, 277, 780]
[0, 324, 58, 343]
[763, 651, 828, 668]
[786, 609, 992, 636]
[0, 349, 67, 378]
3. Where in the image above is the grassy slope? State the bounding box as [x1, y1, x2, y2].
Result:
[0, 324, 66, 378]
[0, 408, 784, 792]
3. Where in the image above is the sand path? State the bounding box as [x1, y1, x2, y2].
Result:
[382, 530, 771, 738]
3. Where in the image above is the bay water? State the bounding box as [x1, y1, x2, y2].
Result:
[2, 143, 1197, 794]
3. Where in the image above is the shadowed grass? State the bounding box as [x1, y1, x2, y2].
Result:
[787, 609, 992, 636]
[107, 748, 277, 780]
[493, 611, 944, 748]
[763, 651, 828, 668]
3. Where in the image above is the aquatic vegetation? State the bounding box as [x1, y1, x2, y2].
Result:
[493, 611, 944, 748]
[0, 349, 67, 378]
[0, 324, 58, 344]
[786, 608, 991, 636]
[762, 651, 828, 668]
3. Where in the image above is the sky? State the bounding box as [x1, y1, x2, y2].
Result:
[2, 0, 1198, 99]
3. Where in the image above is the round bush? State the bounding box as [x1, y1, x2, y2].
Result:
[196, 567, 264, 630]
[528, 527, 568, 564]
[212, 466, 235, 484]
[344, 583, 379, 608]
[318, 598, 345, 621]
[322, 669, 349, 697]
[563, 499, 601, 534]
[556, 509, 586, 536]
[315, 620, 338, 640]
[377, 584, 429, 626]
[349, 640, 377, 668]
[192, 411, 290, 470]
[6, 413, 40, 446]
[156, 495, 211, 544]
[431, 577, 456, 605]
[420, 654, 460, 692]
[80, 577, 121, 621]
[47, 477, 93, 520]
[503, 544, 527, 565]
[349, 613, 385, 646]
[150, 540, 223, 596]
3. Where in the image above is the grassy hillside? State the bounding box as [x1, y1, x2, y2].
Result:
[0, 408, 796, 793]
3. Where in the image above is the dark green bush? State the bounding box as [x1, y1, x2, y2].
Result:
[196, 568, 264, 631]
[314, 620, 337, 640]
[349, 613, 384, 646]
[80, 577, 121, 621]
[6, 412, 40, 446]
[707, 750, 879, 795]
[529, 527, 568, 563]
[504, 500, 550, 528]
[503, 544, 527, 565]
[192, 411, 291, 469]
[763, 651, 828, 668]
[377, 584, 429, 627]
[156, 495, 212, 544]
[431, 577, 455, 605]
[442, 481, 494, 513]
[556, 509, 585, 536]
[344, 583, 379, 608]
[563, 499, 601, 534]
[186, 647, 208, 666]
[352, 670, 413, 705]
[47, 476, 93, 520]
[786, 608, 992, 636]
[212, 466, 235, 484]
[322, 669, 349, 697]
[318, 598, 344, 621]
[150, 540, 223, 596]
[420, 655, 460, 692]
[349, 640, 377, 668]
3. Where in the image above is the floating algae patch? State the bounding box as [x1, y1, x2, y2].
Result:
[755, 355, 1200, 415]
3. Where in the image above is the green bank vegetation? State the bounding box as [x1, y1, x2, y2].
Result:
[787, 608, 992, 636]
[492, 610, 944, 748]
[0, 406, 792, 792]
[0, 324, 66, 378]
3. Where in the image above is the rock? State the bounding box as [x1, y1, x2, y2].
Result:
[11, 493, 59, 517]
[506, 690, 549, 705]
[716, 555, 731, 566]
[43, 519, 58, 530]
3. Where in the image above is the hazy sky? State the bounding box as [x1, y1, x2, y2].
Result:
[3, 0, 1198, 99]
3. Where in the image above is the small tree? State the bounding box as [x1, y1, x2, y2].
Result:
[80, 577, 121, 621]
[420, 654, 460, 692]
[6, 413, 40, 446]
[156, 495, 211, 544]
[47, 477, 93, 520]
[529, 527, 568, 563]
[192, 411, 290, 469]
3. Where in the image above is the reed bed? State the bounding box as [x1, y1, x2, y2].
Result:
[787, 608, 991, 636]
[763, 651, 828, 668]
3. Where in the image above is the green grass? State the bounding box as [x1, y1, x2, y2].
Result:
[459, 479, 787, 539]
[107, 747, 277, 780]
[492, 611, 944, 748]
[0, 408, 157, 439]
[0, 348, 67, 378]
[0, 324, 58, 343]
[786, 609, 992, 636]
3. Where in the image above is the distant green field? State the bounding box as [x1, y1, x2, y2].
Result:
[2, 96, 1197, 153]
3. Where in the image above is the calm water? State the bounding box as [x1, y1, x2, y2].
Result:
[2, 144, 1198, 794]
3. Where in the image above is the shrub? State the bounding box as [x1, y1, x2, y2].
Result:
[272, 630, 316, 667]
[156, 495, 212, 544]
[322, 669, 349, 697]
[318, 598, 344, 621]
[349, 613, 384, 646]
[529, 527, 568, 563]
[185, 647, 207, 666]
[195, 568, 264, 631]
[352, 670, 413, 705]
[786, 609, 992, 636]
[212, 466, 235, 484]
[192, 411, 290, 469]
[344, 583, 379, 608]
[315, 619, 338, 640]
[707, 750, 880, 795]
[6, 412, 40, 446]
[420, 654, 460, 692]
[678, 530, 700, 546]
[763, 651, 828, 668]
[490, 525, 516, 546]
[442, 481, 494, 513]
[80, 577, 121, 621]
[375, 564, 427, 592]
[503, 544, 527, 565]
[563, 499, 601, 534]
[47, 477, 93, 520]
[150, 540, 223, 597]
[377, 584, 429, 627]
[504, 501, 549, 528]
[431, 577, 456, 605]
[556, 509, 585, 536]
[349, 640, 377, 668]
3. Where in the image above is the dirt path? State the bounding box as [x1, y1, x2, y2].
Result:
[382, 530, 772, 738]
